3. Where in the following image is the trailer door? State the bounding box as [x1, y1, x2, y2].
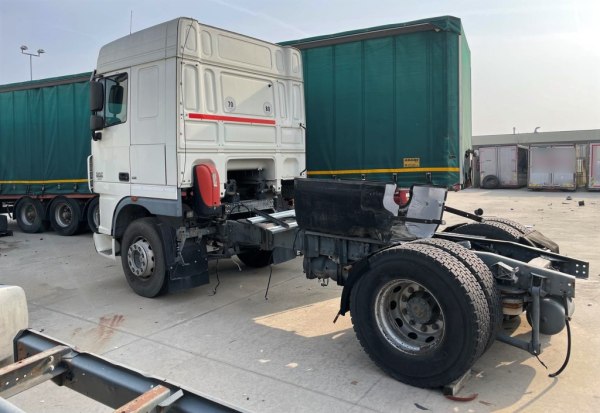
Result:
[589, 144, 600, 189]
[552, 146, 576, 188]
[498, 146, 517, 186]
[479, 147, 498, 184]
[529, 146, 552, 187]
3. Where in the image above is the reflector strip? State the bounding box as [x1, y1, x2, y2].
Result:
[188, 113, 276, 125]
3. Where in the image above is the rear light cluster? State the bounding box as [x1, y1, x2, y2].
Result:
[393, 188, 410, 206]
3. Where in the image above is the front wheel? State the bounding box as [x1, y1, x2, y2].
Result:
[120, 218, 167, 298]
[350, 243, 490, 388]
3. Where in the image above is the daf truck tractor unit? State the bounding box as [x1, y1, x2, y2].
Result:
[89, 17, 305, 297]
[89, 17, 588, 388]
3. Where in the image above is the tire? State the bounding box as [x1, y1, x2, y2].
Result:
[86, 197, 100, 233]
[120, 218, 167, 298]
[237, 249, 273, 268]
[412, 238, 501, 352]
[449, 221, 522, 242]
[350, 243, 490, 388]
[481, 175, 499, 189]
[483, 217, 531, 235]
[15, 197, 46, 233]
[49, 197, 82, 236]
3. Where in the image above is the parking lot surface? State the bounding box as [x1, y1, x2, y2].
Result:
[1, 188, 599, 412]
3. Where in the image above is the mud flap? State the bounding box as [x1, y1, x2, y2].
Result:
[157, 223, 209, 293]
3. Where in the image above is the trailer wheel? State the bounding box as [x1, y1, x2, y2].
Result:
[49, 197, 82, 236]
[350, 244, 490, 388]
[121, 218, 167, 298]
[86, 197, 100, 233]
[412, 238, 502, 352]
[237, 249, 273, 268]
[481, 175, 499, 189]
[15, 197, 46, 233]
[449, 221, 522, 242]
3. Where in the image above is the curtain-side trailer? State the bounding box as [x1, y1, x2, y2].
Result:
[0, 73, 99, 235]
[281, 16, 472, 188]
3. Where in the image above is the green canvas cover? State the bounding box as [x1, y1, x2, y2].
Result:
[0, 73, 92, 196]
[282, 16, 471, 187]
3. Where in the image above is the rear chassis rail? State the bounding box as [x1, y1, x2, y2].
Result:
[0, 329, 238, 413]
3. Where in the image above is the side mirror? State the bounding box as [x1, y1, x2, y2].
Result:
[90, 81, 104, 112]
[90, 114, 104, 131]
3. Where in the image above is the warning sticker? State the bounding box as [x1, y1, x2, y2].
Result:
[403, 158, 421, 168]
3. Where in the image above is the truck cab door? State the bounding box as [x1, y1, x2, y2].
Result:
[90, 71, 131, 233]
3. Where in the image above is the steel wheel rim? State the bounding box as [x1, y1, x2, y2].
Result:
[54, 202, 73, 228]
[127, 238, 155, 279]
[374, 279, 445, 354]
[21, 203, 37, 225]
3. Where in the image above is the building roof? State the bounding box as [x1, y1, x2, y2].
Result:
[472, 129, 600, 147]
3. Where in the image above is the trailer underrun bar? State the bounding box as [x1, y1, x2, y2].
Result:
[0, 329, 239, 413]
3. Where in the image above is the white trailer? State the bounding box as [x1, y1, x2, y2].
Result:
[478, 145, 528, 189]
[589, 143, 600, 190]
[528, 145, 576, 190]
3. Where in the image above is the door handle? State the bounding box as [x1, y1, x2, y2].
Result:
[119, 172, 129, 182]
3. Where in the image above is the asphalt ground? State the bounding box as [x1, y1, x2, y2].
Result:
[1, 188, 599, 412]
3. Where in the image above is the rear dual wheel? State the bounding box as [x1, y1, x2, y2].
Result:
[412, 238, 502, 352]
[49, 197, 82, 236]
[350, 243, 490, 388]
[15, 197, 47, 233]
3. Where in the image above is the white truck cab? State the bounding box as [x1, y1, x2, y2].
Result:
[89, 18, 305, 296]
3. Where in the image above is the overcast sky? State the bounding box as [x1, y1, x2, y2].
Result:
[1, 0, 598, 135]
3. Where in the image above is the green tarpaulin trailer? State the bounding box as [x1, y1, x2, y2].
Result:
[0, 72, 99, 235]
[282, 16, 472, 187]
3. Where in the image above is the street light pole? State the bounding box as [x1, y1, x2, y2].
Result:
[20, 45, 45, 81]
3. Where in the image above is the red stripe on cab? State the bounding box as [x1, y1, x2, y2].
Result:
[188, 113, 276, 125]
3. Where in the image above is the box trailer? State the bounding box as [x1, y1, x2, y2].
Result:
[528, 145, 576, 190]
[589, 143, 600, 190]
[281, 16, 472, 188]
[0, 73, 99, 235]
[478, 145, 528, 188]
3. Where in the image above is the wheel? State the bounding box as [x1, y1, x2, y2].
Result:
[237, 249, 273, 268]
[86, 197, 100, 233]
[481, 175, 499, 189]
[120, 218, 167, 298]
[350, 243, 490, 388]
[412, 238, 501, 352]
[449, 221, 522, 242]
[15, 197, 46, 233]
[49, 197, 82, 236]
[483, 217, 531, 235]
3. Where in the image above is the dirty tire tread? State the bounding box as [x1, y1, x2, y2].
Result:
[412, 238, 502, 352]
[483, 217, 531, 235]
[350, 243, 489, 388]
[450, 221, 522, 241]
